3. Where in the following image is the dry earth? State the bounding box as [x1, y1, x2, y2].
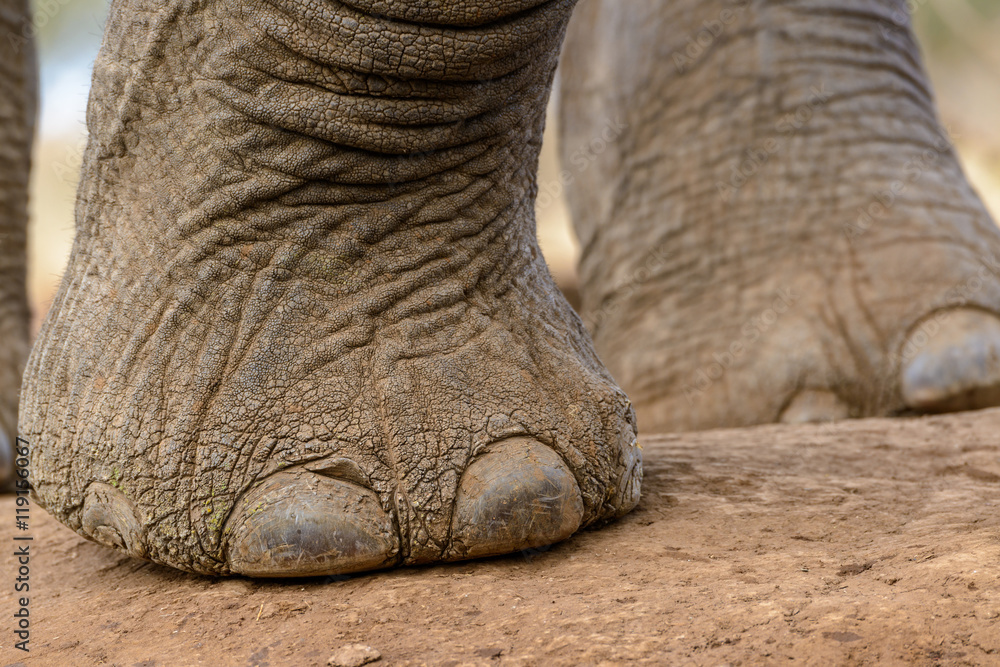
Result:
[1, 409, 999, 666]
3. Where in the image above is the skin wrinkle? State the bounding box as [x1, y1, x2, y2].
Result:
[19, 0, 641, 574]
[336, 0, 557, 27]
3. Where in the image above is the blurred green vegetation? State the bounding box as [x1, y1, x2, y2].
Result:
[909, 0, 1000, 51]
[26, 0, 1000, 71]
[915, 0, 1000, 57]
[25, 0, 1000, 57]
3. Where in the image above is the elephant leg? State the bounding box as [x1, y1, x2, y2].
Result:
[19, 0, 640, 575]
[0, 0, 35, 487]
[561, 0, 1000, 431]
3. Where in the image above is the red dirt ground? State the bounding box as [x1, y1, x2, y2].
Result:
[2, 409, 999, 666]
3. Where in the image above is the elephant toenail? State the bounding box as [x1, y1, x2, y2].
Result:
[82, 482, 147, 558]
[900, 309, 1000, 413]
[224, 471, 399, 577]
[449, 437, 584, 561]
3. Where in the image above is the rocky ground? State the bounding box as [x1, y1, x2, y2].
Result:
[1, 409, 999, 666]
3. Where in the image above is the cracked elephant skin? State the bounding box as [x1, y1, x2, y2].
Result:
[1, 0, 998, 577]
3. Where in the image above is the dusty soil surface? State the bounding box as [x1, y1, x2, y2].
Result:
[2, 410, 999, 666]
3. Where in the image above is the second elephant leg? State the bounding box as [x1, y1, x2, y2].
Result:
[0, 0, 35, 486]
[561, 0, 1000, 431]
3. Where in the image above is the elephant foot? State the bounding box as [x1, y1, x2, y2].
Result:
[23, 235, 640, 577]
[18, 0, 640, 575]
[601, 246, 1000, 432]
[561, 0, 1000, 431]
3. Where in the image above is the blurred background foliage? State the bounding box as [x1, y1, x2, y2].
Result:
[24, 0, 1000, 329]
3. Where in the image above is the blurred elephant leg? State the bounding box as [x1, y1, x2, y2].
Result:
[0, 0, 36, 486]
[561, 0, 1000, 431]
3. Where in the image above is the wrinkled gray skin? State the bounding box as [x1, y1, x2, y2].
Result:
[2, 0, 997, 576]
